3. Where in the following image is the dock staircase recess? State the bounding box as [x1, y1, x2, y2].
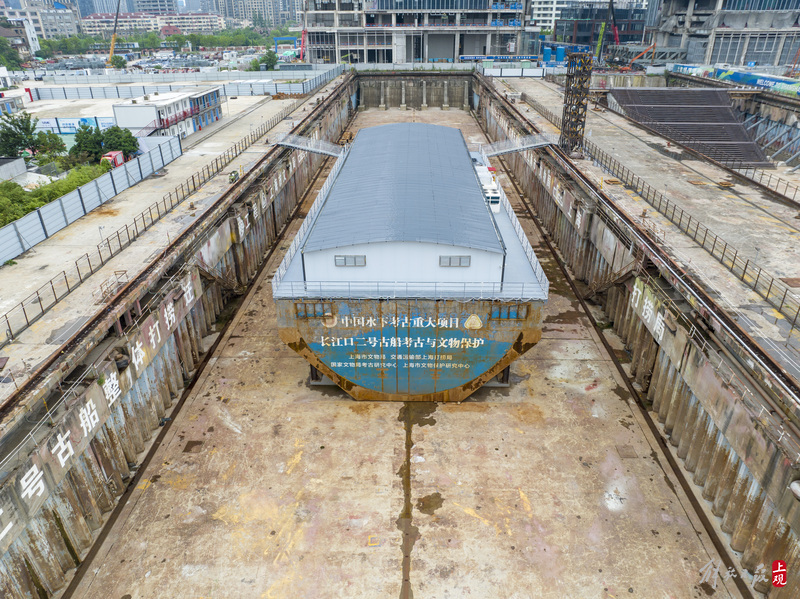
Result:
[608, 88, 771, 168]
[195, 258, 247, 295]
[583, 248, 645, 299]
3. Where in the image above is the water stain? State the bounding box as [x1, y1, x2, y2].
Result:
[698, 582, 716, 596]
[396, 402, 437, 599]
[416, 492, 444, 516]
[183, 440, 203, 453]
[514, 403, 544, 425]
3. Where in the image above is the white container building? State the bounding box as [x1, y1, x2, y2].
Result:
[112, 86, 223, 138]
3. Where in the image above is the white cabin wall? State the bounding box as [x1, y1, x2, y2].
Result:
[303, 241, 504, 283]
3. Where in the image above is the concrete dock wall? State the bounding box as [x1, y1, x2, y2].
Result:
[357, 75, 472, 110]
[476, 78, 799, 595]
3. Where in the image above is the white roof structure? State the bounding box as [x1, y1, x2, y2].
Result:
[302, 123, 505, 255]
[273, 123, 549, 301]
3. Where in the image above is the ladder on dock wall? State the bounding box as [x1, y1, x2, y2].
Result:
[195, 258, 247, 295]
[583, 250, 644, 299]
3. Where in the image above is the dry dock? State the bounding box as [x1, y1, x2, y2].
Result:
[68, 109, 738, 599]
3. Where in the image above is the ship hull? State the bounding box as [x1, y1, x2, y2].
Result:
[276, 298, 544, 402]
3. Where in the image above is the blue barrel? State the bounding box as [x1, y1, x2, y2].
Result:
[543, 47, 552, 62]
[556, 46, 565, 62]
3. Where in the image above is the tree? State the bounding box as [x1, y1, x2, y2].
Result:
[259, 50, 278, 71]
[35, 131, 66, 156]
[109, 55, 127, 69]
[70, 124, 104, 163]
[102, 125, 139, 159]
[0, 38, 22, 70]
[0, 112, 38, 157]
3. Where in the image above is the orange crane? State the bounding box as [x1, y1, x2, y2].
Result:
[787, 46, 800, 78]
[619, 41, 656, 72]
[106, 0, 123, 66]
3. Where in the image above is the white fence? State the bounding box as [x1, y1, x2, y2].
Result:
[0, 137, 182, 264]
[42, 65, 339, 84]
[31, 65, 344, 101]
[479, 66, 547, 77]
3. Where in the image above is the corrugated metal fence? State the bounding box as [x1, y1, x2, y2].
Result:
[42, 66, 338, 84]
[0, 137, 182, 265]
[31, 65, 344, 101]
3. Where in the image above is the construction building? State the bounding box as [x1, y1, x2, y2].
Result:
[648, 0, 800, 65]
[304, 0, 532, 64]
[553, 1, 646, 47]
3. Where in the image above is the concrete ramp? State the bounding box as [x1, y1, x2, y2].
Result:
[609, 88, 771, 168]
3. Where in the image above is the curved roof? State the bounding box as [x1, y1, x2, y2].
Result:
[301, 123, 505, 255]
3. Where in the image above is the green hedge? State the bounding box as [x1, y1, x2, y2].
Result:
[0, 162, 112, 227]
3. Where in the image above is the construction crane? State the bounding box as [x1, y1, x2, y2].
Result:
[106, 0, 123, 66]
[619, 41, 656, 72]
[300, 1, 308, 62]
[787, 45, 800, 78]
[595, 0, 620, 62]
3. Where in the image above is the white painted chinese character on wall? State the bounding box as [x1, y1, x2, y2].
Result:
[148, 321, 161, 348]
[0, 509, 13, 541]
[163, 301, 176, 330]
[641, 297, 655, 324]
[132, 341, 145, 372]
[19, 464, 45, 501]
[79, 399, 100, 437]
[181, 276, 195, 307]
[102, 371, 121, 407]
[51, 431, 74, 468]
[630, 285, 642, 309]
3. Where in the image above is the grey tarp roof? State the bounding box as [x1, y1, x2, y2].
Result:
[301, 123, 505, 255]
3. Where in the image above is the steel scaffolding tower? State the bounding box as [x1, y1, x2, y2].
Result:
[559, 52, 593, 153]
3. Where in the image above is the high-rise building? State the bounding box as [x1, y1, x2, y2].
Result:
[0, 0, 79, 39]
[554, 1, 646, 47]
[75, 0, 134, 17]
[530, 0, 570, 30]
[216, 0, 300, 26]
[304, 0, 532, 64]
[132, 0, 177, 14]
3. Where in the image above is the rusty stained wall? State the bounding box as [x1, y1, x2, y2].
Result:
[0, 80, 356, 599]
[0, 272, 203, 598]
[358, 75, 471, 110]
[474, 77, 800, 593]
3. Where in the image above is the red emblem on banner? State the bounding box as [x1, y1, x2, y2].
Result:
[772, 560, 787, 588]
